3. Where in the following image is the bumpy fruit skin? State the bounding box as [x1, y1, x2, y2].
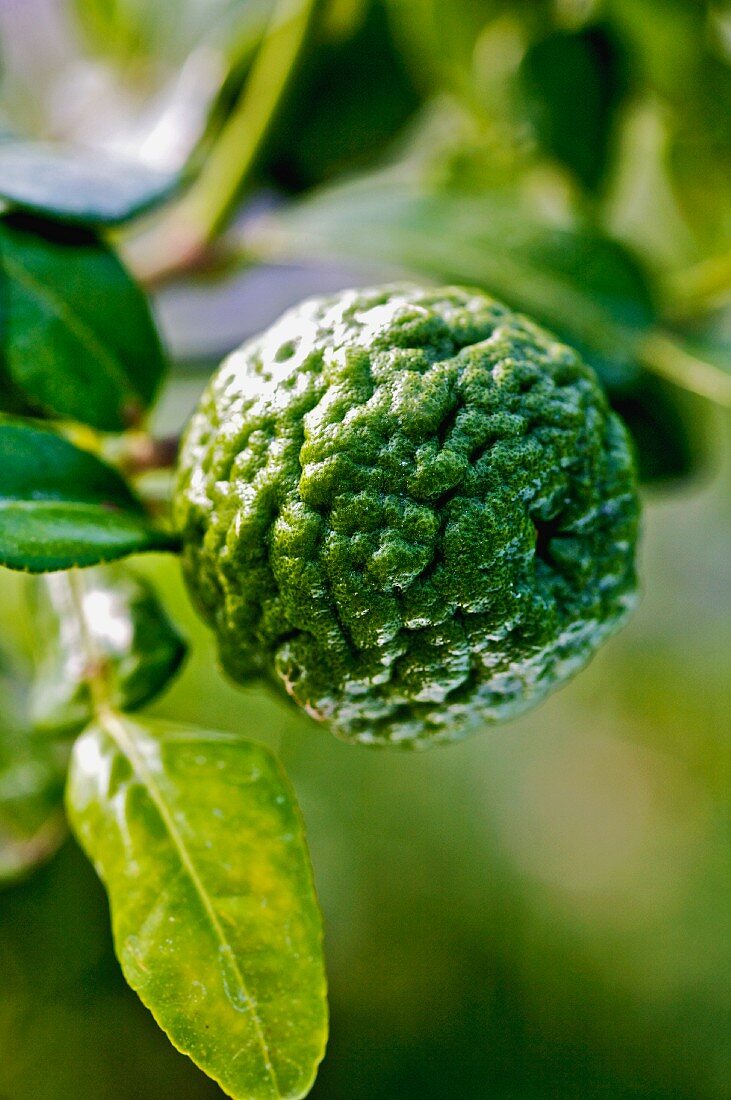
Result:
[175, 284, 639, 748]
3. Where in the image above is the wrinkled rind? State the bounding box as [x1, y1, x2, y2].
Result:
[175, 284, 639, 748]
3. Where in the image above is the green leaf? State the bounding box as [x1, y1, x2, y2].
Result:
[607, 1, 731, 250]
[267, 0, 422, 191]
[0, 142, 177, 227]
[258, 173, 657, 380]
[0, 214, 167, 430]
[0, 420, 178, 572]
[519, 23, 629, 193]
[67, 714, 328, 1100]
[0, 360, 41, 417]
[29, 566, 186, 736]
[0, 657, 68, 886]
[608, 375, 701, 482]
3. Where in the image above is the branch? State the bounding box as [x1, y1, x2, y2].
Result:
[127, 0, 324, 287]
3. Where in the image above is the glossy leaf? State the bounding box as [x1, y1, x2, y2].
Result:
[0, 845, 230, 1098]
[519, 23, 629, 192]
[67, 714, 328, 1100]
[0, 142, 177, 227]
[0, 657, 68, 886]
[0, 214, 167, 430]
[0, 420, 178, 572]
[267, 1, 422, 191]
[29, 565, 186, 736]
[259, 173, 657, 380]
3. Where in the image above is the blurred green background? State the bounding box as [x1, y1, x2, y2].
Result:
[1, 0, 730, 1097]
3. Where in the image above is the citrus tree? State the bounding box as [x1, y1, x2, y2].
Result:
[0, 2, 728, 1098]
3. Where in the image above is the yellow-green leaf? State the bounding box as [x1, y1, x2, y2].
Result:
[66, 713, 328, 1100]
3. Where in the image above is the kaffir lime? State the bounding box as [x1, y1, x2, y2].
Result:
[175, 284, 639, 747]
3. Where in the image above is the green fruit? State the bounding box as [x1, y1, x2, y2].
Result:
[175, 284, 639, 748]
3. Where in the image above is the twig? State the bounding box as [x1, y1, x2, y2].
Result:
[128, 0, 324, 287]
[119, 433, 181, 476]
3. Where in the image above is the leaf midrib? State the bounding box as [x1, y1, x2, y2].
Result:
[101, 710, 281, 1098]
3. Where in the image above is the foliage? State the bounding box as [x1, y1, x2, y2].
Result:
[0, 1, 728, 1097]
[518, 21, 630, 194]
[0, 420, 175, 571]
[258, 172, 657, 384]
[0, 215, 166, 429]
